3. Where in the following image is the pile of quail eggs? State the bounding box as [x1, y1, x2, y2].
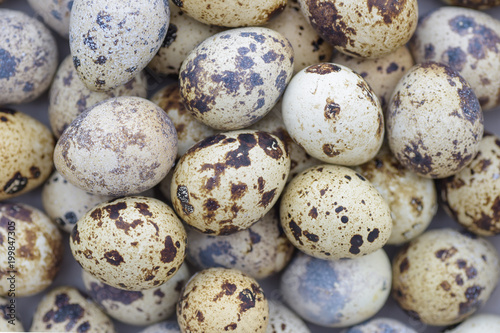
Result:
[1, 0, 500, 332]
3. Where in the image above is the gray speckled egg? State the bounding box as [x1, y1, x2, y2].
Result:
[281, 249, 392, 327]
[387, 62, 484, 179]
[177, 268, 269, 333]
[70, 0, 169, 91]
[82, 263, 190, 325]
[410, 7, 500, 111]
[445, 313, 500, 332]
[282, 63, 384, 166]
[266, 301, 310, 333]
[179, 27, 294, 130]
[0, 108, 54, 201]
[342, 317, 417, 333]
[27, 0, 73, 38]
[280, 164, 392, 259]
[139, 321, 181, 333]
[49, 55, 148, 138]
[70, 196, 187, 291]
[392, 229, 500, 326]
[30, 286, 115, 332]
[54, 96, 177, 196]
[0, 297, 24, 332]
[0, 203, 62, 297]
[171, 130, 290, 235]
[0, 9, 58, 104]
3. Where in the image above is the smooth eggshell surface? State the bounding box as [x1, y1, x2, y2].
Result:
[139, 321, 181, 333]
[342, 318, 417, 333]
[445, 313, 500, 332]
[27, 0, 73, 38]
[266, 301, 311, 333]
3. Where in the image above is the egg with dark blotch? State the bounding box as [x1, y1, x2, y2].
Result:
[27, 0, 73, 38]
[0, 297, 24, 332]
[138, 321, 181, 333]
[445, 314, 500, 332]
[281, 249, 392, 327]
[342, 317, 417, 333]
[267, 301, 310, 333]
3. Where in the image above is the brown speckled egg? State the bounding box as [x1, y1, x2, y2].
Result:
[445, 313, 500, 332]
[82, 263, 190, 325]
[27, 0, 73, 38]
[438, 133, 500, 236]
[49, 55, 148, 138]
[150, 83, 217, 158]
[392, 228, 500, 326]
[341, 318, 417, 333]
[387, 62, 483, 179]
[441, 0, 500, 9]
[54, 96, 177, 196]
[332, 46, 414, 110]
[139, 321, 181, 333]
[410, 7, 500, 111]
[171, 130, 290, 235]
[70, 0, 169, 91]
[179, 27, 294, 130]
[282, 63, 384, 166]
[266, 301, 310, 333]
[0, 9, 58, 104]
[177, 268, 268, 332]
[297, 0, 418, 58]
[280, 164, 392, 259]
[30, 286, 115, 332]
[0, 108, 54, 201]
[354, 146, 438, 245]
[0, 297, 24, 332]
[0, 203, 62, 297]
[70, 196, 186, 291]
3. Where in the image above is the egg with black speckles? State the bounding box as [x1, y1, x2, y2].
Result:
[0, 297, 24, 332]
[266, 301, 310, 333]
[70, 196, 187, 291]
[139, 321, 181, 333]
[444, 313, 500, 332]
[27, 0, 73, 38]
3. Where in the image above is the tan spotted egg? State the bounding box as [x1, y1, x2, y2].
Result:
[30, 286, 115, 332]
[266, 301, 310, 333]
[70, 196, 187, 291]
[282, 63, 384, 166]
[27, 0, 73, 38]
[179, 27, 294, 130]
[0, 9, 58, 105]
[1, 297, 24, 332]
[177, 268, 268, 333]
[171, 130, 290, 235]
[54, 96, 177, 196]
[0, 203, 62, 297]
[392, 229, 500, 326]
[280, 164, 392, 259]
[445, 313, 500, 332]
[70, 0, 169, 91]
[0, 108, 54, 201]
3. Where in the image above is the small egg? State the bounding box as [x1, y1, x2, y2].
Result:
[342, 317, 417, 333]
[179, 27, 294, 130]
[281, 249, 392, 327]
[444, 313, 500, 332]
[440, 0, 500, 9]
[171, 130, 290, 235]
[282, 63, 384, 166]
[266, 301, 310, 333]
[82, 263, 190, 325]
[177, 267, 269, 333]
[70, 196, 187, 291]
[387, 62, 484, 179]
[0, 9, 58, 104]
[392, 228, 500, 326]
[27, 0, 73, 38]
[0, 203, 62, 297]
[30, 286, 115, 332]
[280, 164, 392, 259]
[0, 297, 24, 332]
[138, 321, 181, 333]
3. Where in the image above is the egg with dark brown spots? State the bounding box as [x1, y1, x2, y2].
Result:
[266, 301, 310, 333]
[342, 317, 417, 333]
[392, 228, 500, 326]
[387, 62, 483, 179]
[139, 321, 181, 333]
[445, 313, 500, 332]
[177, 268, 268, 333]
[70, 196, 187, 291]
[179, 27, 294, 130]
[1, 297, 24, 332]
[171, 130, 290, 235]
[27, 0, 73, 38]
[280, 164, 392, 259]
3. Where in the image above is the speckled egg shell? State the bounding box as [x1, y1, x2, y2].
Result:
[139, 321, 181, 333]
[30, 286, 115, 332]
[70, 0, 169, 91]
[27, 0, 73, 38]
[282, 63, 384, 166]
[298, 0, 417, 58]
[392, 228, 500, 326]
[266, 301, 310, 333]
[280, 164, 392, 259]
[82, 263, 190, 325]
[148, 1, 224, 76]
[0, 203, 62, 297]
[387, 62, 483, 179]
[342, 317, 417, 333]
[0, 108, 54, 201]
[0, 297, 24, 332]
[179, 27, 294, 130]
[281, 249, 392, 327]
[410, 7, 500, 111]
[177, 267, 269, 333]
[186, 207, 294, 279]
[150, 83, 217, 158]
[49, 55, 147, 138]
[445, 313, 500, 332]
[441, 0, 500, 9]
[438, 133, 500, 235]
[0, 9, 58, 104]
[332, 46, 414, 110]
[354, 146, 437, 245]
[171, 130, 290, 235]
[54, 96, 177, 196]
